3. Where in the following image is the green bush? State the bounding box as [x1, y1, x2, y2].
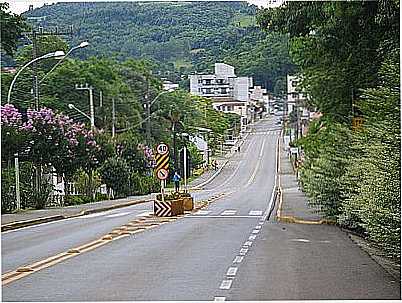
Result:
[130, 172, 160, 195]
[64, 195, 94, 206]
[95, 192, 109, 201]
[99, 157, 130, 198]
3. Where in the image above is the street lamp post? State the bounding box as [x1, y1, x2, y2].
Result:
[6, 50, 65, 212]
[7, 50, 65, 104]
[145, 89, 173, 144]
[39, 41, 89, 85]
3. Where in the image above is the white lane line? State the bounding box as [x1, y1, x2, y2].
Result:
[259, 139, 266, 158]
[243, 241, 253, 247]
[219, 280, 233, 290]
[239, 248, 248, 255]
[221, 210, 237, 216]
[249, 235, 256, 240]
[290, 238, 311, 243]
[136, 211, 153, 217]
[80, 212, 108, 219]
[255, 225, 262, 229]
[195, 210, 211, 215]
[252, 229, 260, 234]
[188, 215, 262, 218]
[262, 136, 280, 221]
[233, 256, 244, 263]
[258, 221, 264, 225]
[214, 297, 226, 301]
[106, 211, 132, 218]
[249, 210, 263, 216]
[226, 267, 238, 276]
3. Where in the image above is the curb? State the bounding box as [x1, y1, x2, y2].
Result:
[275, 134, 336, 226]
[1, 198, 152, 232]
[1, 215, 66, 232]
[191, 160, 228, 190]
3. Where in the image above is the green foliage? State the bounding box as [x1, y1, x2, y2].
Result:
[130, 172, 160, 196]
[340, 51, 400, 259]
[0, 2, 29, 57]
[261, 1, 400, 259]
[1, 162, 35, 212]
[64, 194, 94, 206]
[72, 169, 102, 199]
[258, 1, 399, 120]
[298, 119, 351, 218]
[99, 157, 130, 198]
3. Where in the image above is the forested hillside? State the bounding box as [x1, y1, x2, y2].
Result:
[20, 1, 291, 91]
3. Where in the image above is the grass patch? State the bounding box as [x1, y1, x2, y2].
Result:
[231, 15, 256, 27]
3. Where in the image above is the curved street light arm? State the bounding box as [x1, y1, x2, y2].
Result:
[7, 51, 65, 104]
[39, 42, 88, 84]
[68, 104, 91, 120]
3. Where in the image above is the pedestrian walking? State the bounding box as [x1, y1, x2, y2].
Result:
[173, 171, 181, 192]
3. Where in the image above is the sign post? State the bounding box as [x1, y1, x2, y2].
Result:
[155, 142, 170, 203]
[183, 146, 187, 193]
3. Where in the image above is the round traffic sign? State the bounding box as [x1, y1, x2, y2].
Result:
[156, 143, 169, 155]
[156, 168, 169, 180]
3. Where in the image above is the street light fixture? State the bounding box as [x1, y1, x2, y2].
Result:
[7, 50, 66, 104]
[145, 89, 174, 143]
[39, 41, 89, 84]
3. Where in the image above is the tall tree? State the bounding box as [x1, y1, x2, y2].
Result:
[0, 2, 28, 56]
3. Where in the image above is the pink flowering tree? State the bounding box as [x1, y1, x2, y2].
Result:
[1, 104, 26, 164]
[1, 105, 103, 199]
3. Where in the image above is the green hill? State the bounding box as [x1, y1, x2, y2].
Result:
[23, 1, 260, 74]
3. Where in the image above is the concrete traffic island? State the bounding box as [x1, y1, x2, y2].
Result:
[154, 191, 195, 217]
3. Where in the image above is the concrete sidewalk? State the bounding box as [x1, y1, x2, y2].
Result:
[276, 140, 329, 224]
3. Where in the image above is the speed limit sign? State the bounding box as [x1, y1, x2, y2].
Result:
[156, 143, 169, 155]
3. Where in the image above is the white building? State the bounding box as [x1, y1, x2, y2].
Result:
[189, 63, 253, 122]
[162, 80, 179, 91]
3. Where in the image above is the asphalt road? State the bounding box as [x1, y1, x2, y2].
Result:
[2, 117, 400, 301]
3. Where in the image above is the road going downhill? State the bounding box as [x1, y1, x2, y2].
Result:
[2, 117, 399, 301]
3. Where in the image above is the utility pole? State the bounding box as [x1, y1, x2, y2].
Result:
[112, 97, 116, 138]
[14, 154, 21, 211]
[75, 83, 95, 131]
[183, 146, 187, 193]
[295, 97, 300, 141]
[145, 78, 151, 145]
[23, 25, 73, 109]
[32, 30, 39, 109]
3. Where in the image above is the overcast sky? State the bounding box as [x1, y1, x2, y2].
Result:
[8, 0, 272, 15]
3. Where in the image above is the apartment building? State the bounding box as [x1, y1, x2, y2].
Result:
[189, 63, 253, 120]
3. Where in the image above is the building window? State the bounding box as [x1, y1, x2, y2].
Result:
[204, 79, 212, 85]
[198, 79, 202, 84]
[203, 88, 212, 94]
[221, 88, 227, 94]
[292, 93, 298, 99]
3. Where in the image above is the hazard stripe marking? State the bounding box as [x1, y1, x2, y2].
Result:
[154, 201, 172, 217]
